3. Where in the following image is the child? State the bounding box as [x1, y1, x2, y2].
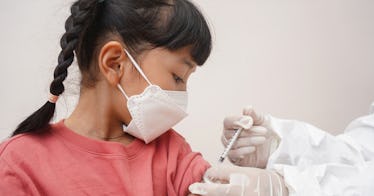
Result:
[0, 0, 212, 195]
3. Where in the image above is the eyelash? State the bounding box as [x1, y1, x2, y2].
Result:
[172, 73, 184, 84]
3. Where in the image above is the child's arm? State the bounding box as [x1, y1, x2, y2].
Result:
[166, 131, 210, 196]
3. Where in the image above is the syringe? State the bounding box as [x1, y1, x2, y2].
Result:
[218, 127, 243, 163]
[204, 125, 247, 183]
[218, 117, 253, 163]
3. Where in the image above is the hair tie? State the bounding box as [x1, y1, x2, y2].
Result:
[48, 93, 59, 103]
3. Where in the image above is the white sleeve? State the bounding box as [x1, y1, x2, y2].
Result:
[265, 107, 374, 196]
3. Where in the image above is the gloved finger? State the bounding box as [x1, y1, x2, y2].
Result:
[243, 105, 265, 125]
[221, 135, 229, 147]
[232, 137, 266, 149]
[203, 165, 235, 180]
[223, 126, 267, 139]
[222, 135, 266, 148]
[222, 129, 238, 140]
[223, 116, 242, 130]
[228, 146, 256, 158]
[223, 116, 253, 130]
[249, 126, 267, 135]
[233, 116, 253, 130]
[189, 182, 231, 196]
[204, 165, 255, 180]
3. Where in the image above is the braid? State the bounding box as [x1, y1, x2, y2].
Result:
[51, 0, 99, 96]
[12, 0, 101, 136]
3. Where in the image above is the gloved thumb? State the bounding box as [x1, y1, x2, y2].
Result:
[243, 106, 264, 125]
[204, 165, 248, 181]
[189, 182, 232, 195]
[224, 116, 253, 130]
[190, 172, 249, 196]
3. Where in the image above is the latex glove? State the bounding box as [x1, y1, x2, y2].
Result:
[222, 106, 279, 168]
[189, 165, 288, 196]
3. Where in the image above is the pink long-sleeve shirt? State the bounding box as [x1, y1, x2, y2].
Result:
[0, 121, 210, 195]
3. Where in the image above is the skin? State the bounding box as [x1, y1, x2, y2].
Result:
[64, 40, 196, 145]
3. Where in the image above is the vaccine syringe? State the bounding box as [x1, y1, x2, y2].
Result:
[218, 117, 253, 163]
[218, 127, 243, 163]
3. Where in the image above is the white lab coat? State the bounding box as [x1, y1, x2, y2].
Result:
[266, 103, 374, 196]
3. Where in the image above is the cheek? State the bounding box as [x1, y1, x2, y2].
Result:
[120, 68, 149, 96]
[143, 65, 176, 90]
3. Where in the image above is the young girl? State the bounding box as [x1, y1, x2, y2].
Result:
[0, 0, 211, 195]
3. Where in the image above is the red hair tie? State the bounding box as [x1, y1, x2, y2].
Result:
[48, 94, 59, 103]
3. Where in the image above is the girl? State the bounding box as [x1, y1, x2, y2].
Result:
[0, 0, 211, 195]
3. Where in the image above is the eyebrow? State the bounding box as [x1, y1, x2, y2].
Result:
[182, 58, 195, 68]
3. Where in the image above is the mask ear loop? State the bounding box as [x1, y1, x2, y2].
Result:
[124, 49, 152, 85]
[117, 84, 129, 100]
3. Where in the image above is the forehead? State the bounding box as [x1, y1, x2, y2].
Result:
[142, 46, 197, 69]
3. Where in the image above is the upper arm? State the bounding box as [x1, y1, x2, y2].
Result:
[172, 141, 210, 196]
[0, 158, 30, 196]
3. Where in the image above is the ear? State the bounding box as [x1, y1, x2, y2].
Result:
[98, 41, 128, 86]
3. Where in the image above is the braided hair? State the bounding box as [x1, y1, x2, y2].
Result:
[12, 0, 212, 136]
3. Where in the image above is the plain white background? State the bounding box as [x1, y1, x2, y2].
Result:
[0, 0, 373, 163]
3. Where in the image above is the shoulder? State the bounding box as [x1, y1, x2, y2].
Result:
[154, 129, 208, 164]
[162, 129, 187, 143]
[345, 113, 374, 133]
[148, 129, 200, 161]
[0, 127, 54, 162]
[155, 129, 190, 150]
[0, 134, 41, 155]
[345, 102, 374, 132]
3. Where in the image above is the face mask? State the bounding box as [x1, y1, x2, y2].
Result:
[117, 49, 188, 143]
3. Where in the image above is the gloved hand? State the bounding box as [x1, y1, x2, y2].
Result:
[222, 106, 279, 168]
[189, 165, 288, 196]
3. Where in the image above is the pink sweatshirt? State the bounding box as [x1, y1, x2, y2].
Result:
[0, 121, 210, 195]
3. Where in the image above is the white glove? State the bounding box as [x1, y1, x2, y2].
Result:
[222, 106, 279, 168]
[189, 165, 288, 196]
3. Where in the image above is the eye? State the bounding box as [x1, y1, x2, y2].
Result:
[172, 73, 185, 84]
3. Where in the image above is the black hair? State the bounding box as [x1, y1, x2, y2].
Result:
[12, 0, 212, 136]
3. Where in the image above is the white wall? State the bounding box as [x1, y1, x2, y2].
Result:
[1, 0, 373, 164]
